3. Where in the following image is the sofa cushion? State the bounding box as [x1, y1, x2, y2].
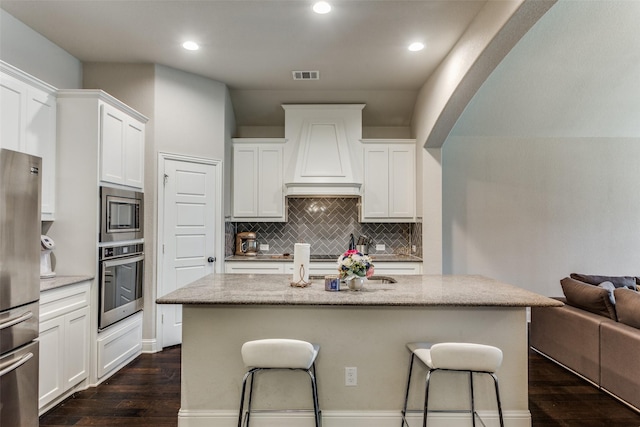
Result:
[571, 273, 637, 290]
[614, 287, 640, 329]
[561, 277, 617, 320]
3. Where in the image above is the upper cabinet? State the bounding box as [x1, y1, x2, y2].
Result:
[100, 104, 145, 189]
[0, 62, 57, 220]
[361, 139, 416, 222]
[57, 90, 147, 191]
[232, 138, 285, 221]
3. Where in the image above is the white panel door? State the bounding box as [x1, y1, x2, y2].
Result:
[0, 73, 25, 151]
[100, 104, 126, 185]
[363, 145, 389, 217]
[389, 144, 415, 217]
[160, 158, 217, 347]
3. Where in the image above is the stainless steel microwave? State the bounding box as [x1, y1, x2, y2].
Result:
[100, 186, 144, 242]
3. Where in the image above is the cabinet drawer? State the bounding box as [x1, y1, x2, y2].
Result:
[40, 282, 90, 322]
[225, 262, 284, 274]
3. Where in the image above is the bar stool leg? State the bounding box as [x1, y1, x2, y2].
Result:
[309, 364, 322, 427]
[423, 369, 434, 427]
[238, 370, 251, 427]
[469, 372, 476, 427]
[401, 353, 416, 427]
[491, 373, 505, 427]
[246, 369, 259, 427]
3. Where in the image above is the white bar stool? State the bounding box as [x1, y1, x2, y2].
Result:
[400, 342, 504, 427]
[238, 338, 321, 427]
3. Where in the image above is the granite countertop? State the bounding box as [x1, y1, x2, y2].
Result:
[156, 273, 562, 308]
[40, 275, 94, 292]
[225, 254, 423, 262]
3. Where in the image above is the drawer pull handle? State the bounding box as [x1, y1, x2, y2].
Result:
[0, 352, 34, 377]
[0, 311, 34, 330]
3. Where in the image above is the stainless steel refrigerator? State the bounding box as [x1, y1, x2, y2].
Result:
[0, 148, 41, 427]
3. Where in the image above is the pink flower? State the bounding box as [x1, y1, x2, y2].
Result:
[366, 266, 375, 278]
[344, 249, 359, 256]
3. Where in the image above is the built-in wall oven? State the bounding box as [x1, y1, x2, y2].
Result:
[99, 243, 144, 330]
[100, 186, 143, 243]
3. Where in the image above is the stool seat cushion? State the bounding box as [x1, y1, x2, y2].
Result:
[408, 342, 503, 373]
[242, 339, 319, 369]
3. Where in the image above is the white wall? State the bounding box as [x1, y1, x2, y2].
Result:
[443, 1, 640, 296]
[0, 9, 81, 88]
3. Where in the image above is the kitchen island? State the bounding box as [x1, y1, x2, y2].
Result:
[157, 274, 561, 427]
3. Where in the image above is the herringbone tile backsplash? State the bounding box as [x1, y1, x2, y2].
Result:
[226, 198, 422, 257]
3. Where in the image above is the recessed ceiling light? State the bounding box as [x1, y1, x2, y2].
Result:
[313, 1, 331, 14]
[182, 41, 200, 51]
[408, 42, 425, 52]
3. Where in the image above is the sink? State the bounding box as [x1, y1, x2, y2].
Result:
[309, 275, 396, 284]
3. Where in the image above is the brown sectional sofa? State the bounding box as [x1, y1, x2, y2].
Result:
[530, 275, 640, 412]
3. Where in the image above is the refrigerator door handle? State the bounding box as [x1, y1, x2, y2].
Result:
[0, 352, 34, 377]
[0, 311, 34, 330]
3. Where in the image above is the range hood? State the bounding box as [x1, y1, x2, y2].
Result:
[283, 104, 365, 196]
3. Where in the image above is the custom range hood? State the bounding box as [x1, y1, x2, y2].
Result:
[283, 104, 365, 196]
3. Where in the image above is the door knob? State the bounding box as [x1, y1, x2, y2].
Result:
[207, 257, 216, 263]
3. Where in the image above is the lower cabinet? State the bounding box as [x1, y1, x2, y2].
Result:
[96, 311, 143, 380]
[38, 281, 90, 412]
[226, 261, 422, 275]
[225, 262, 285, 274]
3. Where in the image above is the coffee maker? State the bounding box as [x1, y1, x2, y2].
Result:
[235, 231, 258, 256]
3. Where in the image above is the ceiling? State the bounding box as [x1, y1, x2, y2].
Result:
[0, 0, 489, 127]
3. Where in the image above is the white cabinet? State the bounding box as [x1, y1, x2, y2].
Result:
[226, 260, 421, 275]
[225, 261, 285, 274]
[39, 281, 90, 412]
[361, 140, 416, 222]
[232, 139, 285, 221]
[57, 90, 147, 192]
[100, 103, 145, 189]
[371, 262, 423, 275]
[0, 62, 57, 220]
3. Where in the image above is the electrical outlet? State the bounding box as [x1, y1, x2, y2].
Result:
[259, 243, 269, 251]
[375, 244, 385, 251]
[412, 245, 416, 253]
[345, 367, 357, 386]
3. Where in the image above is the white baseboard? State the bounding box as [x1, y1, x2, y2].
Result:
[141, 338, 159, 353]
[177, 409, 531, 427]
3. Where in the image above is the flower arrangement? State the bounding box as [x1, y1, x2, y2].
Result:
[337, 249, 375, 280]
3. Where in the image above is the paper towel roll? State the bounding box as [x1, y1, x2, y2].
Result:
[292, 243, 310, 284]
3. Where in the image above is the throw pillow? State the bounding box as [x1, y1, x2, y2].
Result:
[570, 273, 637, 290]
[614, 288, 640, 329]
[597, 281, 616, 305]
[561, 277, 617, 320]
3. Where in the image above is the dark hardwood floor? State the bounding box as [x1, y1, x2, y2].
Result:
[40, 346, 640, 426]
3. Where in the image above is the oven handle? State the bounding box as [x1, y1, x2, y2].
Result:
[0, 352, 34, 377]
[102, 254, 145, 267]
[0, 311, 34, 330]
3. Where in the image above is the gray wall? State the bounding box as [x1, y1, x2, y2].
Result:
[442, 1, 640, 296]
[0, 9, 82, 88]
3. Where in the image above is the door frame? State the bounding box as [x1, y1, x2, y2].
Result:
[155, 152, 224, 350]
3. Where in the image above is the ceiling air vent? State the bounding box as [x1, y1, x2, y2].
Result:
[292, 70, 320, 80]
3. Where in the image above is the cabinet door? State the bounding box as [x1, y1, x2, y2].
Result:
[38, 316, 65, 408]
[64, 306, 89, 388]
[123, 119, 144, 189]
[25, 87, 56, 219]
[0, 73, 25, 152]
[388, 145, 415, 218]
[232, 145, 259, 217]
[362, 145, 390, 218]
[100, 104, 126, 185]
[258, 146, 283, 217]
